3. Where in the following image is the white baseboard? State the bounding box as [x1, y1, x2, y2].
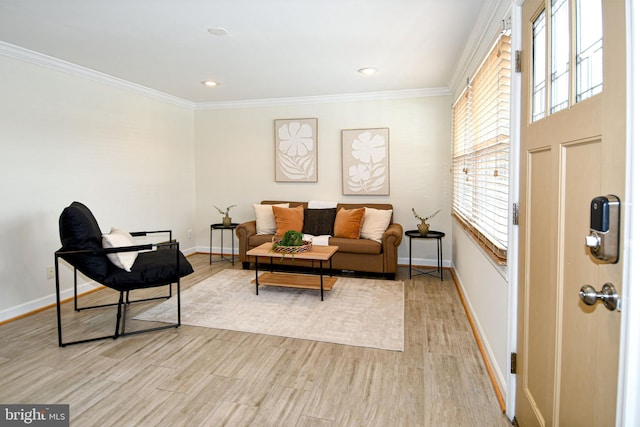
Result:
[198, 247, 452, 269]
[1, 246, 198, 324]
[182, 246, 197, 256]
[397, 256, 452, 268]
[195, 245, 237, 255]
[0, 280, 101, 323]
[451, 264, 507, 400]
[1, 250, 450, 324]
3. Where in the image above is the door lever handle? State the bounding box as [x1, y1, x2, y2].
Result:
[579, 283, 619, 311]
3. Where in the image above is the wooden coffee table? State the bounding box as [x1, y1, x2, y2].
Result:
[245, 242, 339, 301]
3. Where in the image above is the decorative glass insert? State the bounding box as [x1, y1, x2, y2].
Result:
[532, 10, 546, 122]
[550, 0, 569, 113]
[576, 0, 603, 101]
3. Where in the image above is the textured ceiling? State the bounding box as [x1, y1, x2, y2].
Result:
[0, 0, 487, 103]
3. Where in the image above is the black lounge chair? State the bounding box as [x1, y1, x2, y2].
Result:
[54, 201, 193, 347]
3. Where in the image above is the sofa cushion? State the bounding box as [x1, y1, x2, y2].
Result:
[273, 205, 304, 236]
[333, 207, 365, 239]
[102, 227, 138, 272]
[329, 237, 382, 254]
[254, 203, 289, 234]
[302, 208, 336, 236]
[360, 207, 393, 243]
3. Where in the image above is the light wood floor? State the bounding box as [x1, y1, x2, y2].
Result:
[0, 254, 512, 426]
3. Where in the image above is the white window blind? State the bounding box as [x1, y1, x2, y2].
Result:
[452, 34, 511, 264]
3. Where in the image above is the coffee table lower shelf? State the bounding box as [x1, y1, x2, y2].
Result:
[252, 272, 337, 291]
[246, 243, 339, 301]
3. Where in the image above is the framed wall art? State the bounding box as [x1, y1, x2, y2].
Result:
[342, 128, 390, 195]
[274, 118, 318, 182]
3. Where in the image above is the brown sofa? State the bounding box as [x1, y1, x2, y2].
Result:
[235, 201, 403, 278]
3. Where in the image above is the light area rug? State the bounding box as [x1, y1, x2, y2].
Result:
[135, 269, 404, 351]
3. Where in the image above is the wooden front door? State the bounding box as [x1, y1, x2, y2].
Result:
[516, 0, 626, 425]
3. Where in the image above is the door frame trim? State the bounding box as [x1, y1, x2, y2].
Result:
[616, 1, 640, 425]
[506, 0, 523, 421]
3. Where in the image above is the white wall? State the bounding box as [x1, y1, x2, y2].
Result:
[0, 55, 196, 321]
[451, 224, 509, 394]
[194, 95, 453, 266]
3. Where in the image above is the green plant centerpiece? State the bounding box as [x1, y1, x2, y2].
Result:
[271, 230, 312, 260]
[275, 230, 304, 247]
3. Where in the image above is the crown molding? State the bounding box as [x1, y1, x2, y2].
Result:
[0, 41, 195, 109]
[1, 41, 452, 111]
[195, 87, 452, 110]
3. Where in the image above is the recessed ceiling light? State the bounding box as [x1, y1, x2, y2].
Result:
[208, 27, 230, 36]
[201, 80, 219, 87]
[358, 67, 378, 75]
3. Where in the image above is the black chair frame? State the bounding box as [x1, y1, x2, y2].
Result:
[55, 230, 182, 347]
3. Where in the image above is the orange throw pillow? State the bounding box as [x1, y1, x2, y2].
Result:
[272, 205, 304, 236]
[333, 207, 366, 239]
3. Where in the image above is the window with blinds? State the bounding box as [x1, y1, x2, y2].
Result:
[452, 34, 511, 265]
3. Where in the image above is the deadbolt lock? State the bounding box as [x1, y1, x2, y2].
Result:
[585, 195, 620, 263]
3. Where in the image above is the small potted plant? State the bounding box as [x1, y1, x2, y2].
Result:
[412, 208, 440, 236]
[214, 204, 237, 227]
[271, 230, 311, 260]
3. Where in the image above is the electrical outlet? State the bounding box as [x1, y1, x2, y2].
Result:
[187, 229, 193, 239]
[46, 266, 55, 280]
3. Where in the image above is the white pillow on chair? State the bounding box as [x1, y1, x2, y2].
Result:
[102, 227, 138, 271]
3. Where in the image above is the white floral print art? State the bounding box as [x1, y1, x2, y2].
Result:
[275, 118, 317, 182]
[342, 128, 389, 195]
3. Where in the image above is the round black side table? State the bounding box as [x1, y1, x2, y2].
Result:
[404, 230, 445, 280]
[210, 223, 239, 265]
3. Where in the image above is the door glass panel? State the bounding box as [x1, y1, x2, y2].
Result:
[532, 10, 546, 122]
[576, 0, 603, 101]
[550, 0, 569, 113]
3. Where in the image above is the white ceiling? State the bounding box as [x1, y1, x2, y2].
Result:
[0, 0, 487, 103]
